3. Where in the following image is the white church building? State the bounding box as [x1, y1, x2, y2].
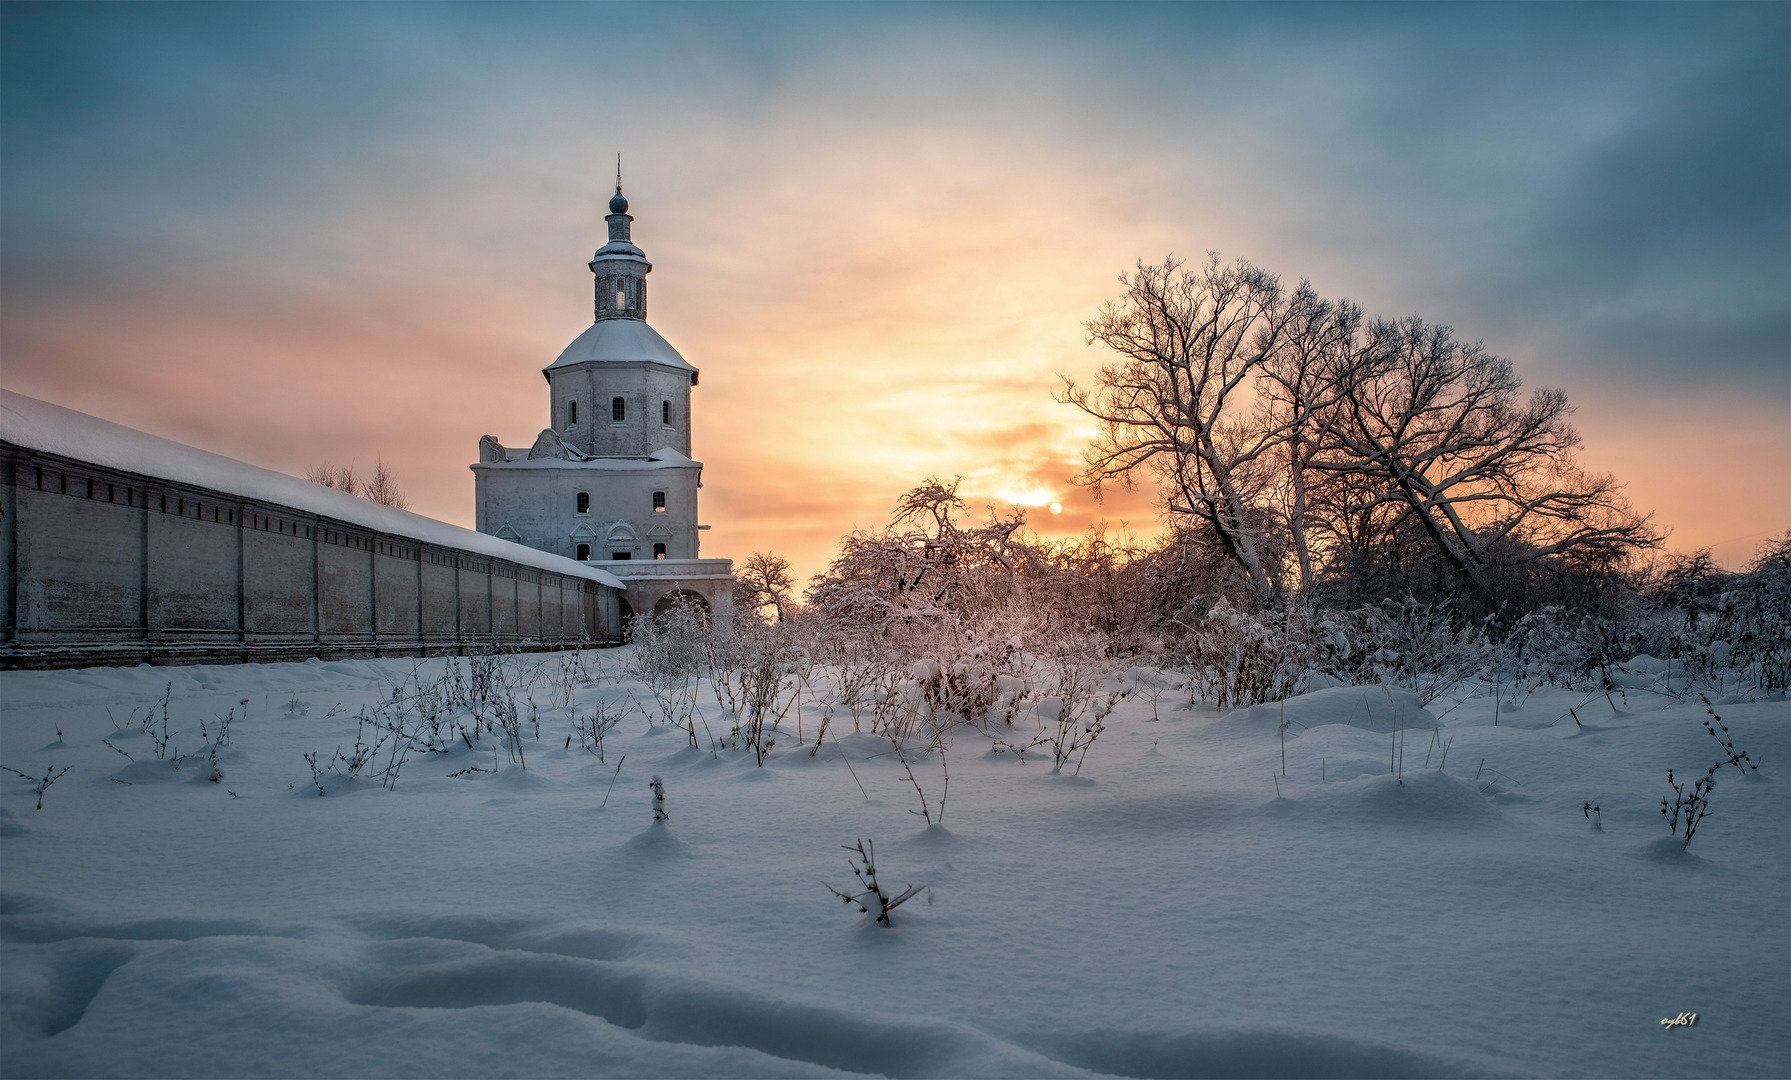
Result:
[472, 180, 734, 626]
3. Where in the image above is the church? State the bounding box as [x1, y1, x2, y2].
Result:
[471, 177, 734, 626]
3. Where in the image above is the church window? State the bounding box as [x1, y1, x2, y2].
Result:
[661, 400, 671, 425]
[616, 284, 627, 310]
[612, 396, 626, 422]
[653, 543, 667, 560]
[610, 550, 631, 561]
[576, 492, 590, 514]
[652, 491, 666, 512]
[576, 544, 591, 561]
[568, 400, 578, 425]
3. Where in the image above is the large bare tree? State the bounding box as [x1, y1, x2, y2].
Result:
[1067, 255, 1657, 608]
[1312, 316, 1657, 600]
[1062, 255, 1304, 603]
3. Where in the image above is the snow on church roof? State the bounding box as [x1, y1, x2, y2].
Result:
[0, 390, 626, 590]
[546, 319, 696, 376]
[476, 446, 702, 471]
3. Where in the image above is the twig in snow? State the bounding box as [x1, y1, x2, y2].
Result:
[599, 754, 626, 809]
[823, 838, 924, 927]
[1, 764, 70, 810]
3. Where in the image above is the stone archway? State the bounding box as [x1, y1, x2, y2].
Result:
[652, 589, 712, 629]
[617, 595, 636, 640]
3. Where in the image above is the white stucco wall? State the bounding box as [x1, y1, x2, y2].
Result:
[473, 456, 702, 562]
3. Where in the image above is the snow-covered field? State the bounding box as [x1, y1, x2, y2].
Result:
[1, 651, 1785, 1078]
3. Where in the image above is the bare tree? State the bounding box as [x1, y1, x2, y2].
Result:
[305, 459, 410, 510]
[1062, 255, 1304, 603]
[305, 463, 358, 494]
[1067, 254, 1656, 610]
[806, 478, 1032, 632]
[736, 552, 795, 624]
[359, 459, 409, 510]
[1260, 288, 1362, 593]
[1312, 316, 1657, 601]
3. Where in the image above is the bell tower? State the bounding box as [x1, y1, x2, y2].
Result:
[472, 162, 735, 627]
[592, 158, 649, 322]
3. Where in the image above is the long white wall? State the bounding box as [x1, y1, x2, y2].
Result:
[1, 442, 624, 669]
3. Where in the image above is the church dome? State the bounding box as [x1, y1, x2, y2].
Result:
[590, 238, 647, 263]
[546, 318, 697, 377]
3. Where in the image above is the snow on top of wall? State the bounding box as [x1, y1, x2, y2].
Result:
[547, 319, 696, 375]
[0, 390, 626, 590]
[475, 447, 702, 472]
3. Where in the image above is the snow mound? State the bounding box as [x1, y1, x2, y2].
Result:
[1125, 666, 1182, 691]
[1214, 684, 1433, 735]
[1288, 768, 1502, 826]
[1039, 1025, 1484, 1079]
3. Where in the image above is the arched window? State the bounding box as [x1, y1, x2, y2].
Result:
[568, 400, 578, 426]
[576, 543, 591, 561]
[611, 396, 626, 423]
[576, 492, 590, 514]
[615, 284, 627, 310]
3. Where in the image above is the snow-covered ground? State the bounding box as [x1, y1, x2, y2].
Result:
[1, 651, 1785, 1078]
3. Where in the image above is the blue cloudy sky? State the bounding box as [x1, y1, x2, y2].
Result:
[2, 1, 1786, 581]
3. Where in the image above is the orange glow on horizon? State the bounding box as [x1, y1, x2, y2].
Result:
[2, 105, 1782, 592]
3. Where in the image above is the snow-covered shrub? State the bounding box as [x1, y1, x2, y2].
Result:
[907, 614, 1037, 733]
[198, 699, 245, 783]
[1348, 599, 1489, 705]
[1173, 600, 1314, 709]
[888, 736, 947, 826]
[302, 709, 398, 792]
[1035, 642, 1127, 775]
[1624, 535, 1791, 698]
[1, 763, 70, 811]
[820, 640, 899, 733]
[458, 649, 528, 733]
[114, 682, 184, 761]
[826, 606, 1045, 747]
[629, 609, 707, 747]
[824, 838, 924, 926]
[548, 647, 607, 708]
[1660, 765, 1718, 850]
[707, 619, 804, 764]
[1702, 698, 1761, 775]
[1492, 606, 1597, 702]
[1692, 535, 1791, 696]
[649, 775, 668, 822]
[568, 696, 635, 763]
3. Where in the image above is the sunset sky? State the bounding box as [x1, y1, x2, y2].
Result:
[3, 2, 1787, 587]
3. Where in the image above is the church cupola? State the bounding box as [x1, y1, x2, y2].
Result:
[590, 159, 650, 322]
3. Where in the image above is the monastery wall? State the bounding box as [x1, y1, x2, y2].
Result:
[0, 439, 625, 669]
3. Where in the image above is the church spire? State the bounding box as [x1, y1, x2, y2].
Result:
[590, 158, 649, 322]
[609, 154, 627, 215]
